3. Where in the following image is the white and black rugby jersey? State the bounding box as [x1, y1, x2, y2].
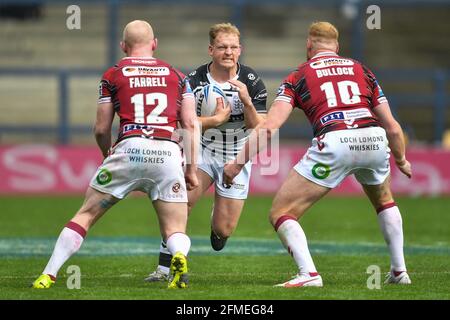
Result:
[188, 62, 267, 161]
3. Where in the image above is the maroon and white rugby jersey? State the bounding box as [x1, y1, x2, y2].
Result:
[275, 51, 387, 137]
[98, 57, 193, 144]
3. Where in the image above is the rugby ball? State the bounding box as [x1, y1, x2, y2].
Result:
[200, 84, 227, 117]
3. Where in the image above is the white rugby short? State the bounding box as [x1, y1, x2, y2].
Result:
[90, 138, 187, 202]
[294, 126, 390, 188]
[198, 148, 252, 200]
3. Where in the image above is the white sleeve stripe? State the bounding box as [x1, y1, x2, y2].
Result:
[98, 97, 112, 104]
[182, 92, 194, 98]
[274, 96, 292, 103]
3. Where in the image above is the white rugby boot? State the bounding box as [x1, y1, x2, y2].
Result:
[274, 272, 323, 288]
[384, 270, 411, 284]
[144, 266, 170, 282]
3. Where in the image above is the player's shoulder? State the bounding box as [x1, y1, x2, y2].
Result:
[238, 63, 261, 80]
[341, 56, 377, 79]
[281, 63, 307, 83]
[238, 63, 265, 88]
[101, 64, 119, 80]
[187, 63, 209, 86]
[188, 63, 208, 79]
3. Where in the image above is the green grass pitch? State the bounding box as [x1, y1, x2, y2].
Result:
[0, 195, 449, 300]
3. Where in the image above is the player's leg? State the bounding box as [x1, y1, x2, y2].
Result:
[361, 176, 411, 284]
[32, 187, 119, 288]
[208, 160, 251, 251]
[353, 125, 410, 285]
[153, 200, 191, 289]
[145, 169, 213, 282]
[210, 195, 245, 251]
[188, 169, 215, 214]
[270, 169, 330, 287]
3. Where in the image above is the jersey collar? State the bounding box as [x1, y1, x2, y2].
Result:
[311, 51, 339, 59]
[207, 62, 241, 83]
[122, 56, 156, 60]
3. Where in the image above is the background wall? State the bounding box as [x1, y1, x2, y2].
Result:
[0, 0, 449, 194]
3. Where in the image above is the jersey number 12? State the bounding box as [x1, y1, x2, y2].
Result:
[131, 93, 168, 124]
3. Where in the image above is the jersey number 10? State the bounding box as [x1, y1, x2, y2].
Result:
[320, 80, 361, 108]
[131, 93, 168, 124]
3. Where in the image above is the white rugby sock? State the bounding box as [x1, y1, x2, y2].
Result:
[157, 240, 171, 274]
[42, 221, 86, 279]
[377, 203, 407, 272]
[166, 232, 191, 257]
[275, 215, 318, 275]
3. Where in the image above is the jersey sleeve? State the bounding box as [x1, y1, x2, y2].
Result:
[171, 68, 194, 101]
[182, 77, 194, 99]
[274, 72, 298, 108]
[247, 72, 267, 113]
[363, 65, 388, 108]
[187, 65, 205, 93]
[98, 68, 114, 104]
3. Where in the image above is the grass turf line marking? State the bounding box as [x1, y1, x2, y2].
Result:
[0, 236, 449, 257]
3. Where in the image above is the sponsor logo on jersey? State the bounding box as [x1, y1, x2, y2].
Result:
[130, 59, 157, 65]
[277, 84, 286, 95]
[254, 92, 267, 100]
[232, 183, 246, 190]
[96, 168, 112, 185]
[247, 73, 256, 80]
[122, 66, 170, 77]
[310, 58, 354, 69]
[312, 163, 330, 179]
[320, 111, 345, 124]
[320, 108, 372, 125]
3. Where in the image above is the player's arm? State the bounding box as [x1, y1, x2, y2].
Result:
[223, 100, 292, 185]
[228, 79, 264, 129]
[198, 98, 231, 132]
[236, 100, 292, 165]
[94, 102, 115, 158]
[373, 102, 412, 178]
[180, 95, 200, 190]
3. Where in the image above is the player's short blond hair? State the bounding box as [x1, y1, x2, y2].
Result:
[209, 23, 240, 44]
[308, 21, 339, 43]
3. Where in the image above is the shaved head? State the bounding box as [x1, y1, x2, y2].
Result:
[122, 20, 154, 47]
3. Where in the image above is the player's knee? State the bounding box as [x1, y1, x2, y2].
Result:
[370, 194, 395, 212]
[269, 209, 284, 227]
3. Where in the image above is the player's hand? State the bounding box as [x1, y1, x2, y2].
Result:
[396, 158, 412, 178]
[185, 171, 199, 191]
[213, 97, 231, 125]
[228, 79, 252, 106]
[223, 162, 244, 188]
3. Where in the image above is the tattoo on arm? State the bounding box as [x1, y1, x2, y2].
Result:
[99, 199, 116, 209]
